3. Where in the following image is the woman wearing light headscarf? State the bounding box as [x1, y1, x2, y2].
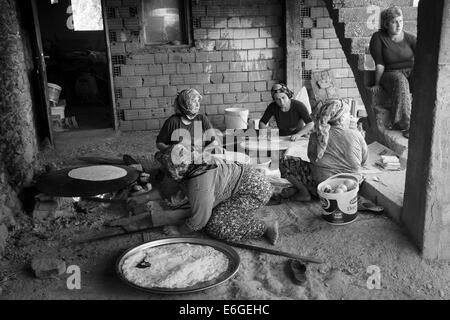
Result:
[259, 83, 314, 140]
[369, 6, 416, 138]
[128, 144, 279, 244]
[156, 88, 216, 151]
[279, 99, 368, 201]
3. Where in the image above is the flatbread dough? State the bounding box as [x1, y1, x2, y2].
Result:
[121, 243, 229, 289]
[68, 165, 127, 181]
[241, 137, 292, 151]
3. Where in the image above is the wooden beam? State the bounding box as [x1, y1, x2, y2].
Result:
[285, 0, 302, 94]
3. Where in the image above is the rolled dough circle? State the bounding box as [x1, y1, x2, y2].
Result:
[68, 165, 127, 181]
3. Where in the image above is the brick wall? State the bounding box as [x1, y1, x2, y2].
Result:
[299, 0, 363, 108]
[105, 0, 285, 131]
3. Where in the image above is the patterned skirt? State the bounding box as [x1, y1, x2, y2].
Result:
[279, 153, 318, 198]
[380, 68, 412, 130]
[205, 167, 273, 241]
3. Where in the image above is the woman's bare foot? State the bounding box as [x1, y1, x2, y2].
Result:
[264, 220, 279, 245]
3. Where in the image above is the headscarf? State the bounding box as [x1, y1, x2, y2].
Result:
[310, 99, 347, 161]
[173, 88, 202, 120]
[155, 144, 216, 182]
[380, 6, 403, 32]
[271, 83, 294, 100]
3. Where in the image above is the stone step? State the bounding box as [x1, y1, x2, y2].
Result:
[382, 129, 409, 160]
[373, 105, 392, 128]
[359, 141, 407, 223]
[358, 53, 375, 71]
[337, 5, 417, 21]
[360, 169, 405, 223]
[344, 20, 417, 38]
[332, 0, 414, 9]
[351, 37, 370, 54]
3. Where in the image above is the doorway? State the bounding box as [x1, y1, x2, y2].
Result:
[34, 0, 114, 131]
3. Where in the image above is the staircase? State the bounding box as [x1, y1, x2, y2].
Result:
[323, 0, 417, 160]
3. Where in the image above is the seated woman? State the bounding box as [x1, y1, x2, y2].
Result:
[280, 99, 368, 202]
[259, 83, 314, 140]
[128, 144, 279, 244]
[369, 6, 416, 138]
[155, 88, 220, 202]
[157, 88, 217, 151]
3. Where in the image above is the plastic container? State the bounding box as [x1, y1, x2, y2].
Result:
[50, 106, 65, 119]
[317, 173, 359, 225]
[47, 83, 62, 104]
[248, 118, 260, 129]
[225, 108, 249, 129]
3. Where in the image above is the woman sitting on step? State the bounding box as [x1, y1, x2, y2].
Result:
[369, 6, 417, 138]
[128, 144, 279, 244]
[279, 99, 368, 202]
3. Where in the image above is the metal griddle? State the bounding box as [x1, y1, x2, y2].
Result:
[36, 165, 140, 197]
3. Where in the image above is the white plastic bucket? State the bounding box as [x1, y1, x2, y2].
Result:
[50, 106, 65, 119]
[48, 83, 62, 104]
[225, 108, 249, 129]
[248, 118, 260, 129]
[317, 173, 359, 225]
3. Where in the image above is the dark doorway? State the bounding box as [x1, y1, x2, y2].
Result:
[35, 0, 113, 131]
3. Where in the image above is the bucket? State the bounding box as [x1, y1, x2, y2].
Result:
[50, 106, 65, 119]
[248, 118, 260, 129]
[225, 108, 249, 129]
[48, 83, 62, 104]
[317, 173, 359, 225]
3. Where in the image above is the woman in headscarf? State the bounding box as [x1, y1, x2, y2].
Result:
[156, 88, 217, 151]
[129, 144, 279, 244]
[279, 99, 368, 201]
[369, 6, 416, 138]
[259, 83, 314, 141]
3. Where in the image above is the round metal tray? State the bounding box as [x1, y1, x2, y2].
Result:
[116, 236, 240, 294]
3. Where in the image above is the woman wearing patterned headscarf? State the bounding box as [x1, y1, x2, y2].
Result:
[156, 88, 217, 152]
[259, 83, 314, 141]
[129, 144, 279, 244]
[278, 99, 368, 201]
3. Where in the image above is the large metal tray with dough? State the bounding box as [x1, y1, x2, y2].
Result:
[116, 236, 240, 294]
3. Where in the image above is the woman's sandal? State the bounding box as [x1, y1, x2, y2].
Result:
[287, 259, 307, 285]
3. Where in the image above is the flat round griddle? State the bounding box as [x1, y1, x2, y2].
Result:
[36, 165, 140, 197]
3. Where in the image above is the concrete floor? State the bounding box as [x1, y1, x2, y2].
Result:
[1, 130, 449, 300]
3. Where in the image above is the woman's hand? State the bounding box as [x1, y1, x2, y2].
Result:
[290, 134, 302, 141]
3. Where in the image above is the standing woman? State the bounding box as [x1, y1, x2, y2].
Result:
[369, 6, 416, 138]
[259, 83, 314, 141]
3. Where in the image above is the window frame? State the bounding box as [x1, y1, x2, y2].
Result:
[140, 0, 193, 47]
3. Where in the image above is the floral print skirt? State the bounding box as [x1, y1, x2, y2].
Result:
[279, 153, 318, 198]
[205, 167, 273, 241]
[380, 68, 412, 130]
